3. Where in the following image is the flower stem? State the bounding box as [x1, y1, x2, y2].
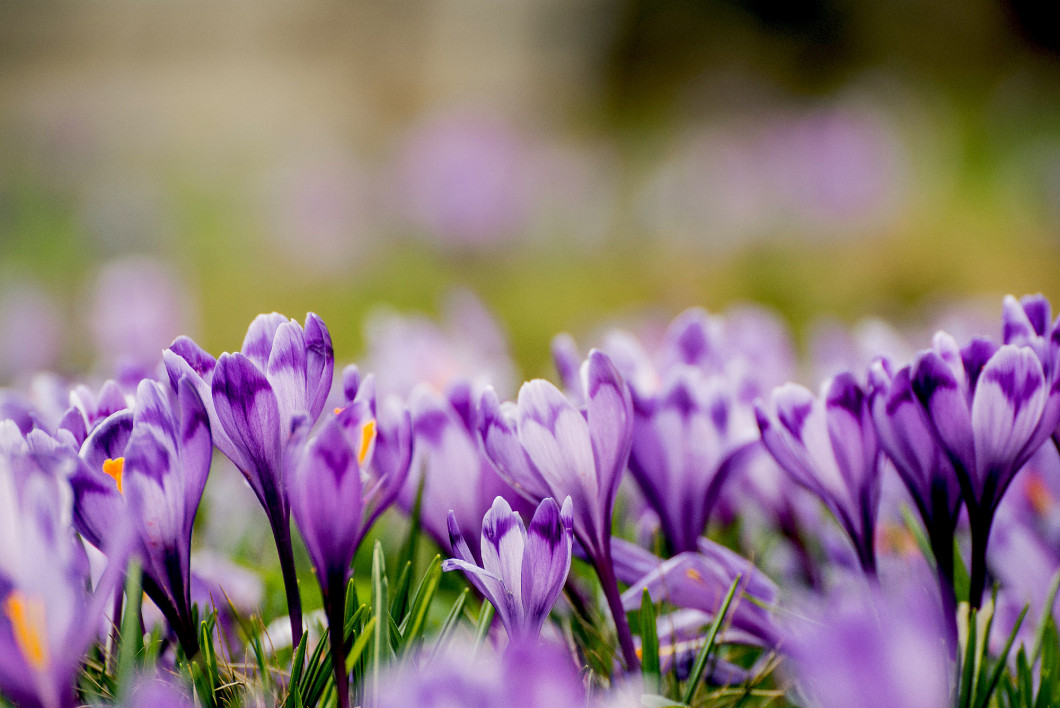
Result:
[272, 518, 304, 651]
[595, 548, 640, 673]
[326, 574, 350, 708]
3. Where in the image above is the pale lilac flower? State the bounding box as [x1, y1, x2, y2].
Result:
[479, 349, 641, 669]
[444, 496, 573, 645]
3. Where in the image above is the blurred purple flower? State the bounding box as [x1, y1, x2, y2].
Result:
[783, 578, 951, 708]
[395, 112, 532, 247]
[363, 290, 517, 399]
[0, 278, 63, 383]
[374, 638, 585, 708]
[87, 257, 195, 384]
[444, 496, 573, 645]
[620, 537, 779, 649]
[0, 444, 130, 708]
[405, 381, 532, 561]
[628, 365, 760, 553]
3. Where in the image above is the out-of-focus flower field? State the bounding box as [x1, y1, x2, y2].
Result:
[5, 2, 1060, 707]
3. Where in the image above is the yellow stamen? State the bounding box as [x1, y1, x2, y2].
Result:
[359, 420, 377, 466]
[102, 457, 124, 495]
[686, 568, 704, 584]
[3, 591, 49, 670]
[334, 407, 345, 416]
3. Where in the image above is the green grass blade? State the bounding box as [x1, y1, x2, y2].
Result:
[428, 588, 469, 664]
[639, 588, 661, 695]
[398, 555, 442, 652]
[472, 601, 495, 657]
[682, 574, 741, 706]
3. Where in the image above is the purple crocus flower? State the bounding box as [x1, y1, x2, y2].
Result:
[755, 372, 882, 575]
[868, 358, 963, 645]
[404, 381, 533, 562]
[629, 366, 760, 553]
[374, 638, 586, 708]
[910, 331, 1060, 607]
[619, 538, 779, 649]
[444, 496, 573, 645]
[479, 349, 640, 669]
[0, 447, 130, 708]
[783, 577, 951, 708]
[71, 376, 212, 657]
[164, 312, 334, 647]
[288, 393, 411, 708]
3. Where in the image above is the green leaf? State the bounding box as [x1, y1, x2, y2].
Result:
[472, 601, 495, 657]
[371, 541, 391, 701]
[959, 606, 978, 708]
[116, 561, 143, 693]
[428, 588, 469, 664]
[640, 696, 690, 708]
[682, 573, 741, 706]
[639, 588, 661, 695]
[389, 560, 413, 625]
[974, 604, 1027, 708]
[398, 555, 442, 654]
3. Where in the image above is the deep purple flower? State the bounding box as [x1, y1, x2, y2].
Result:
[756, 372, 882, 575]
[71, 377, 212, 656]
[444, 496, 573, 645]
[628, 366, 760, 553]
[288, 391, 411, 708]
[404, 382, 532, 561]
[164, 312, 334, 646]
[868, 358, 963, 643]
[479, 349, 640, 669]
[910, 331, 1060, 607]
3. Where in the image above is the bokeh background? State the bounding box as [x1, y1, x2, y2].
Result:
[3, 0, 1060, 381]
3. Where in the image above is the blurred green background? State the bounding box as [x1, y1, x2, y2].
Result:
[3, 0, 1060, 380]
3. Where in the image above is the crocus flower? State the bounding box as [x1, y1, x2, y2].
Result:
[288, 393, 411, 708]
[479, 349, 640, 669]
[374, 638, 586, 708]
[756, 372, 882, 575]
[628, 366, 760, 553]
[0, 445, 130, 708]
[620, 537, 779, 649]
[444, 496, 573, 645]
[910, 332, 1060, 607]
[164, 312, 334, 646]
[868, 358, 963, 646]
[71, 376, 212, 657]
[404, 381, 533, 561]
[783, 577, 951, 708]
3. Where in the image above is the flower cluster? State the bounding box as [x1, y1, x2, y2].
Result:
[2, 293, 1060, 707]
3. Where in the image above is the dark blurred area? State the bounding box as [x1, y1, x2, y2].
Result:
[3, 0, 1060, 380]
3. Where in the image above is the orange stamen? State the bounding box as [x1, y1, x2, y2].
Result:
[102, 457, 124, 495]
[1026, 472, 1054, 516]
[3, 591, 48, 670]
[359, 420, 377, 466]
